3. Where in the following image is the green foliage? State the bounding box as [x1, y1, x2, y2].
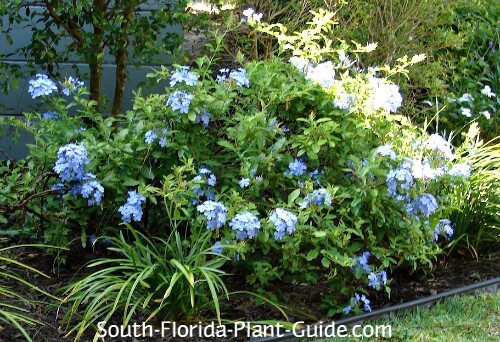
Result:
[448, 125, 500, 256]
[1, 8, 497, 329]
[61, 227, 231, 340]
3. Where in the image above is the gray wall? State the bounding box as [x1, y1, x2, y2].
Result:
[0, 2, 181, 159]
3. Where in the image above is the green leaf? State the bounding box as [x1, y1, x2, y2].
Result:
[313, 231, 327, 238]
[306, 249, 319, 261]
[288, 189, 301, 205]
[321, 257, 330, 268]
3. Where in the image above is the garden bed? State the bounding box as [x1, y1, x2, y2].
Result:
[1, 243, 498, 341]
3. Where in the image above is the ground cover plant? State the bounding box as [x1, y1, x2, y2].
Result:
[0, 2, 498, 340]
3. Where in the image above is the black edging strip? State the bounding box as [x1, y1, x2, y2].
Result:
[251, 277, 500, 342]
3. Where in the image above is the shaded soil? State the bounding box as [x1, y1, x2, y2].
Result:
[1, 243, 499, 342]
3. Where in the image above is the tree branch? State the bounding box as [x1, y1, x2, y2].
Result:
[42, 0, 84, 47]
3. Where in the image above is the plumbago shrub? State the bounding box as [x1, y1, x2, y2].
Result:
[5, 10, 480, 322]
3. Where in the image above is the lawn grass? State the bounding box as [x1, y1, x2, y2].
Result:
[312, 292, 500, 341]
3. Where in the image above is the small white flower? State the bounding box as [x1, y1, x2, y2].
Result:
[460, 107, 472, 117]
[242, 8, 254, 17]
[480, 110, 491, 120]
[480, 85, 496, 98]
[252, 12, 263, 22]
[457, 93, 474, 103]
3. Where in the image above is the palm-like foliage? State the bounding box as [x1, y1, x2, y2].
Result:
[61, 227, 231, 340]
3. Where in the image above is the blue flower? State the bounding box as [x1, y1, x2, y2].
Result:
[145, 130, 158, 144]
[53, 143, 89, 182]
[211, 241, 225, 254]
[410, 158, 443, 180]
[216, 68, 231, 83]
[169, 66, 198, 87]
[289, 56, 312, 73]
[230, 211, 260, 240]
[196, 108, 211, 128]
[239, 178, 250, 188]
[288, 159, 307, 177]
[368, 270, 388, 290]
[42, 111, 59, 119]
[270, 208, 298, 240]
[28, 74, 58, 98]
[412, 193, 439, 218]
[350, 293, 372, 312]
[369, 77, 402, 113]
[118, 190, 146, 223]
[342, 306, 352, 315]
[78, 173, 104, 206]
[448, 163, 471, 178]
[353, 251, 372, 273]
[159, 128, 168, 148]
[229, 68, 250, 88]
[61, 76, 84, 96]
[426, 134, 455, 160]
[386, 165, 414, 200]
[432, 219, 454, 242]
[333, 88, 355, 111]
[197, 200, 227, 230]
[305, 61, 336, 88]
[167, 90, 194, 114]
[89, 235, 97, 245]
[300, 189, 331, 209]
[51, 183, 66, 198]
[207, 174, 217, 187]
[376, 144, 397, 160]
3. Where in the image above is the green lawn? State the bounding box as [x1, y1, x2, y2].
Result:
[312, 292, 500, 341]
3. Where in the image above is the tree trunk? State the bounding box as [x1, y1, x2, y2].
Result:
[89, 0, 106, 112]
[111, 5, 132, 120]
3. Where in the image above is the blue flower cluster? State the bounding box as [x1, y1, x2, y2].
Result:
[69, 173, 104, 206]
[42, 111, 59, 120]
[195, 108, 211, 128]
[300, 189, 331, 209]
[426, 134, 454, 160]
[343, 293, 371, 314]
[368, 270, 388, 290]
[28, 74, 58, 98]
[52, 143, 104, 206]
[169, 66, 199, 87]
[118, 190, 146, 223]
[369, 76, 403, 113]
[145, 128, 168, 147]
[432, 219, 454, 242]
[229, 211, 260, 240]
[61, 76, 84, 96]
[53, 143, 90, 182]
[287, 159, 307, 177]
[375, 144, 397, 160]
[192, 167, 217, 203]
[269, 208, 298, 240]
[197, 200, 227, 230]
[304, 61, 336, 88]
[216, 68, 250, 88]
[353, 251, 372, 273]
[167, 90, 194, 114]
[333, 87, 355, 111]
[352, 251, 389, 290]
